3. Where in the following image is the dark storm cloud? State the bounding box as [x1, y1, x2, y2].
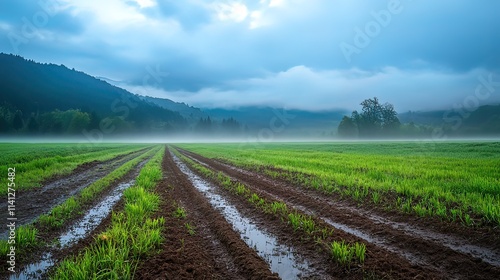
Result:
[0, 0, 499, 111]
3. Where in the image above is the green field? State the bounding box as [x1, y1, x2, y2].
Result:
[1, 142, 498, 279]
[177, 141, 500, 227]
[0, 143, 152, 195]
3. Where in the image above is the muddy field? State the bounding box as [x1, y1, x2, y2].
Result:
[172, 148, 500, 279]
[1, 148, 154, 279]
[3, 145, 500, 279]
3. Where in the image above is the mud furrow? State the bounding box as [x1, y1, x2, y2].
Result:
[179, 148, 500, 280]
[172, 151, 316, 279]
[136, 149, 279, 280]
[0, 148, 148, 238]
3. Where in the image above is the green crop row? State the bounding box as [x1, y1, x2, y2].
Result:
[51, 146, 166, 279]
[174, 148, 366, 269]
[176, 142, 500, 227]
[330, 241, 366, 268]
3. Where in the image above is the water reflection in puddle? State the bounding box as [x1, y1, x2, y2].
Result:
[173, 153, 310, 280]
[59, 181, 134, 248]
[10, 180, 135, 280]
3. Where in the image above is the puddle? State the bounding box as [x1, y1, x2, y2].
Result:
[172, 153, 310, 280]
[59, 180, 134, 248]
[8, 253, 54, 280]
[9, 178, 137, 280]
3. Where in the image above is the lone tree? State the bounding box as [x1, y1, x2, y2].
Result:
[338, 97, 400, 138]
[337, 116, 358, 138]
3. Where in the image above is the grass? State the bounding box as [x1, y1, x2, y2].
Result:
[0, 143, 152, 195]
[0, 226, 38, 256]
[235, 183, 249, 196]
[38, 197, 80, 228]
[265, 201, 288, 215]
[173, 206, 187, 219]
[248, 193, 266, 208]
[330, 241, 366, 267]
[51, 146, 166, 279]
[354, 242, 367, 264]
[330, 241, 354, 266]
[185, 223, 196, 236]
[287, 212, 316, 234]
[176, 141, 500, 227]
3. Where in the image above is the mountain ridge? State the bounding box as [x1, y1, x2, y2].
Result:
[0, 53, 186, 134]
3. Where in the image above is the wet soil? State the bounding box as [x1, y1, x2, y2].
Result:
[135, 149, 279, 280]
[175, 150, 424, 279]
[0, 152, 153, 280]
[178, 148, 500, 280]
[0, 149, 148, 238]
[171, 152, 312, 279]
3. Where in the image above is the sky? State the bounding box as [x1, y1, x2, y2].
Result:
[0, 0, 499, 112]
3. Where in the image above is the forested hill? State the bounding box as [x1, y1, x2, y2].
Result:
[398, 105, 500, 136]
[139, 95, 208, 121]
[0, 53, 186, 135]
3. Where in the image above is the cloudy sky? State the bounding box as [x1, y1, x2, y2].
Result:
[1, 0, 499, 111]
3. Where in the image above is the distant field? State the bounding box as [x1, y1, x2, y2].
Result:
[177, 141, 500, 226]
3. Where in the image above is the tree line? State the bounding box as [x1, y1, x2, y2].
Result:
[0, 102, 245, 136]
[193, 117, 243, 134]
[337, 97, 500, 138]
[0, 104, 97, 135]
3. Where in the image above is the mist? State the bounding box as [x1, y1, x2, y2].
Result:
[1, 1, 499, 142]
